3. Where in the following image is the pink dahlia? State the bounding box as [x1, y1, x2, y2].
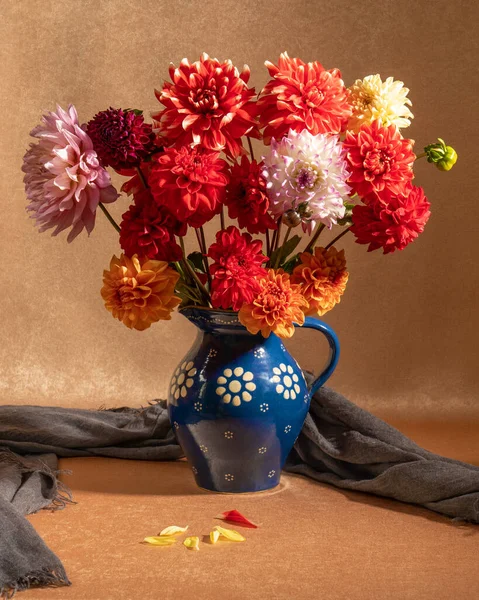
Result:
[149, 145, 228, 228]
[22, 104, 118, 242]
[120, 192, 186, 262]
[344, 120, 415, 200]
[350, 185, 431, 254]
[152, 53, 259, 157]
[86, 108, 156, 171]
[225, 156, 277, 234]
[208, 226, 267, 311]
[257, 52, 351, 144]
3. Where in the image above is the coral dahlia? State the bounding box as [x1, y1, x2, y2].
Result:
[120, 194, 186, 262]
[225, 156, 277, 234]
[238, 269, 308, 339]
[257, 52, 351, 144]
[347, 75, 413, 133]
[149, 145, 229, 228]
[86, 108, 156, 171]
[22, 104, 118, 242]
[208, 226, 267, 311]
[292, 247, 348, 316]
[101, 254, 181, 330]
[153, 53, 258, 157]
[344, 120, 415, 200]
[350, 185, 431, 254]
[262, 129, 351, 232]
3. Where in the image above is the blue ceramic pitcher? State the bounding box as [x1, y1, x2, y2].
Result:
[168, 307, 339, 493]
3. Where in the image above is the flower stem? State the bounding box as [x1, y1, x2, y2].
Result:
[247, 137, 255, 161]
[304, 223, 325, 254]
[135, 165, 149, 189]
[325, 226, 352, 250]
[274, 226, 292, 269]
[99, 203, 121, 233]
[415, 152, 427, 160]
[179, 238, 211, 307]
[220, 206, 225, 230]
[265, 229, 271, 256]
[199, 226, 212, 288]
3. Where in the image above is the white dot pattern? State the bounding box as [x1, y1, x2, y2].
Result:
[216, 367, 256, 406]
[169, 361, 198, 406]
[271, 364, 301, 400]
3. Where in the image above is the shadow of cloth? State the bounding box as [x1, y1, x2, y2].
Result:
[0, 386, 478, 597]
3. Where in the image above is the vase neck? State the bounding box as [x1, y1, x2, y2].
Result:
[180, 307, 256, 336]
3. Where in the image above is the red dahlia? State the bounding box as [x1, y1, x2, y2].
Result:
[86, 108, 156, 171]
[350, 185, 431, 254]
[344, 119, 415, 200]
[149, 145, 229, 228]
[120, 192, 186, 262]
[208, 226, 268, 311]
[153, 53, 259, 158]
[257, 52, 351, 144]
[225, 156, 277, 234]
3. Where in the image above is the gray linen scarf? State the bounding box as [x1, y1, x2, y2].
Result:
[0, 387, 478, 597]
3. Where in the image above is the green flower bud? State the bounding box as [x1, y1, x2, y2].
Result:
[424, 138, 458, 171]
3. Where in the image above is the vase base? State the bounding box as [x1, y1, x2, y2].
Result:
[196, 478, 285, 495]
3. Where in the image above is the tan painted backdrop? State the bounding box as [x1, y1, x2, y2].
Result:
[1, 0, 478, 420]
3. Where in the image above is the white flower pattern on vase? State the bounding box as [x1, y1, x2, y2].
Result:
[194, 401, 202, 412]
[200, 444, 208, 453]
[259, 403, 269, 412]
[192, 466, 198, 475]
[258, 447, 267, 454]
[225, 473, 234, 482]
[284, 425, 292, 433]
[169, 361, 197, 405]
[224, 431, 234, 439]
[216, 367, 256, 406]
[268, 470, 276, 478]
[271, 363, 301, 399]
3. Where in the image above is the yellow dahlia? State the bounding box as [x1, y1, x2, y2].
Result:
[101, 254, 180, 330]
[347, 75, 413, 133]
[291, 246, 348, 316]
[238, 269, 308, 339]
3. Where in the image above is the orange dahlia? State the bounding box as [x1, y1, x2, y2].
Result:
[101, 254, 180, 331]
[292, 247, 348, 316]
[257, 52, 351, 144]
[153, 53, 259, 158]
[239, 269, 308, 339]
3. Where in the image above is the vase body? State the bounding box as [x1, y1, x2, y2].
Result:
[168, 308, 339, 493]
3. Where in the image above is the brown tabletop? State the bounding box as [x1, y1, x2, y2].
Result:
[24, 420, 479, 600]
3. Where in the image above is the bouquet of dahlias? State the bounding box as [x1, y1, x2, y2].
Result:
[23, 53, 457, 337]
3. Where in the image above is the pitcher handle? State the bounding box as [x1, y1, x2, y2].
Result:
[294, 317, 340, 397]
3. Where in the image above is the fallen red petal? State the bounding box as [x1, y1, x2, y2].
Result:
[216, 509, 259, 528]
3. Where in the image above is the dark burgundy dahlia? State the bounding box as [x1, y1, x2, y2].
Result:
[87, 108, 156, 171]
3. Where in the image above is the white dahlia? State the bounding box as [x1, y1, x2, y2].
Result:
[262, 129, 351, 231]
[347, 74, 413, 133]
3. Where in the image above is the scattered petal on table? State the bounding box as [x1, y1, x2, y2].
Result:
[210, 530, 220, 544]
[214, 526, 246, 542]
[216, 509, 259, 528]
[159, 525, 189, 536]
[143, 536, 177, 546]
[184, 536, 200, 551]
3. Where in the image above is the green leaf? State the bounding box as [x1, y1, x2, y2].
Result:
[282, 254, 301, 274]
[269, 234, 302, 267]
[187, 252, 205, 273]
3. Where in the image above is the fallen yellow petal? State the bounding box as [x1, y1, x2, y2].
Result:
[159, 525, 189, 536]
[214, 526, 246, 542]
[143, 536, 177, 546]
[183, 536, 200, 551]
[210, 530, 220, 544]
